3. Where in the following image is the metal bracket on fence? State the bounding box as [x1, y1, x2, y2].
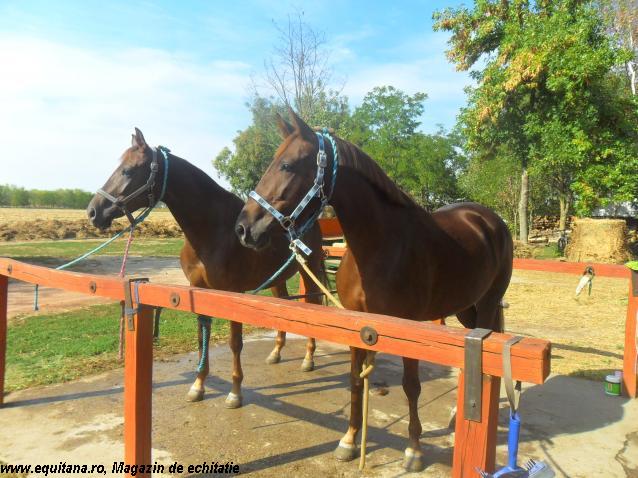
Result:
[123, 278, 149, 331]
[464, 328, 492, 422]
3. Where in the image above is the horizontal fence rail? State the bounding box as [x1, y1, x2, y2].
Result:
[0, 258, 550, 384]
[0, 253, 552, 477]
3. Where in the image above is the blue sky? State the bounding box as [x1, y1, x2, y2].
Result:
[0, 0, 471, 191]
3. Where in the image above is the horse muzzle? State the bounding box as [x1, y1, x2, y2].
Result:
[235, 219, 271, 251]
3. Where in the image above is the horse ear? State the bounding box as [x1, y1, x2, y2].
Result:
[133, 127, 147, 148]
[288, 108, 314, 140]
[276, 113, 294, 139]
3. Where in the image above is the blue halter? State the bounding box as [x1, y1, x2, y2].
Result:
[249, 129, 339, 256]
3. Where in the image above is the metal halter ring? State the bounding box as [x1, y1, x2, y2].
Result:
[281, 216, 295, 230]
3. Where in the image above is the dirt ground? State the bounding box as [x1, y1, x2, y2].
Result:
[0, 208, 179, 241]
[1, 334, 636, 477]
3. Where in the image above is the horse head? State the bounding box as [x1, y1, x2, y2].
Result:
[87, 128, 166, 229]
[235, 110, 335, 250]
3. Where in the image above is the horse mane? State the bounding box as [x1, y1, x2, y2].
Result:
[334, 137, 419, 209]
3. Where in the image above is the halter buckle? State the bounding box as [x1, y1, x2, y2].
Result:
[317, 150, 327, 168]
[281, 216, 295, 230]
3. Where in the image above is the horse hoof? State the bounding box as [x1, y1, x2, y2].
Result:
[224, 392, 242, 409]
[403, 448, 426, 472]
[300, 359, 314, 372]
[334, 442, 357, 462]
[186, 386, 204, 402]
[265, 351, 281, 364]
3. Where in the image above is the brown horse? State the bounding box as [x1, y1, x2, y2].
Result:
[235, 112, 513, 471]
[87, 128, 324, 408]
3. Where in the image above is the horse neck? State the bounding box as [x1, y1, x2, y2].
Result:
[161, 154, 244, 256]
[329, 147, 432, 256]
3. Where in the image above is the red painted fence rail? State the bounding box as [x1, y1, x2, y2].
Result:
[0, 257, 550, 478]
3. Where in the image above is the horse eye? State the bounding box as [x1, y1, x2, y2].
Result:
[280, 163, 292, 172]
[122, 168, 131, 176]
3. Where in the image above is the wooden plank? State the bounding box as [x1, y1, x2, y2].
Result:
[124, 302, 154, 476]
[320, 251, 631, 280]
[452, 372, 500, 477]
[136, 283, 550, 384]
[0, 258, 550, 384]
[513, 258, 629, 278]
[0, 275, 7, 406]
[0, 258, 124, 301]
[624, 272, 638, 398]
[318, 218, 343, 239]
[323, 246, 346, 258]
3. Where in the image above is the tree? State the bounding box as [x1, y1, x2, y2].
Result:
[603, 0, 638, 95]
[342, 86, 463, 209]
[435, 0, 638, 241]
[261, 12, 341, 123]
[215, 14, 349, 197]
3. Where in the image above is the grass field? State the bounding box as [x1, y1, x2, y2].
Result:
[0, 237, 183, 260]
[6, 303, 238, 392]
[4, 272, 310, 392]
[0, 207, 174, 224]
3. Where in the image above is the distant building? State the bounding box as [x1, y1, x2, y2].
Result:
[593, 202, 638, 218]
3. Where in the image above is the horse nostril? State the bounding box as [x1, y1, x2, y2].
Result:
[235, 223, 247, 241]
[88, 207, 97, 219]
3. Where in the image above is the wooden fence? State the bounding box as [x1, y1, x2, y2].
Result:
[0, 255, 550, 477]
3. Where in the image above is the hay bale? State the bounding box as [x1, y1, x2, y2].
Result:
[566, 218, 630, 264]
[513, 240, 534, 259]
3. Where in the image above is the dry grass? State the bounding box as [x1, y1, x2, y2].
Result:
[447, 269, 628, 380]
[0, 207, 174, 224]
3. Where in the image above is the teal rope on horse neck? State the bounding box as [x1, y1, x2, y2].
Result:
[249, 251, 296, 294]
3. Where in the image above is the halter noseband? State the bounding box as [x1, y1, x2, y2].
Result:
[249, 129, 339, 255]
[97, 146, 170, 225]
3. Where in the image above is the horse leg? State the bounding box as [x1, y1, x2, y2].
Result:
[402, 357, 425, 471]
[335, 347, 367, 461]
[225, 320, 243, 408]
[476, 293, 505, 333]
[301, 337, 316, 372]
[456, 305, 477, 329]
[265, 284, 288, 365]
[186, 315, 212, 402]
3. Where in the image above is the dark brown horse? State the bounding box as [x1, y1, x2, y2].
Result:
[87, 128, 324, 408]
[236, 112, 513, 471]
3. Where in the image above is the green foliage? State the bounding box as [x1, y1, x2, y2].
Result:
[342, 86, 464, 209]
[435, 0, 638, 217]
[214, 93, 350, 198]
[0, 184, 93, 208]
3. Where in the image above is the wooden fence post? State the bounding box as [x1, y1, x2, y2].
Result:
[624, 271, 638, 398]
[124, 301, 154, 476]
[452, 372, 500, 477]
[0, 275, 7, 406]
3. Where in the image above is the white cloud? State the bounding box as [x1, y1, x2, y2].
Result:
[0, 35, 251, 191]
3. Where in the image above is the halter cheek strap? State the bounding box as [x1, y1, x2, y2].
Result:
[97, 146, 170, 225]
[249, 130, 338, 256]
